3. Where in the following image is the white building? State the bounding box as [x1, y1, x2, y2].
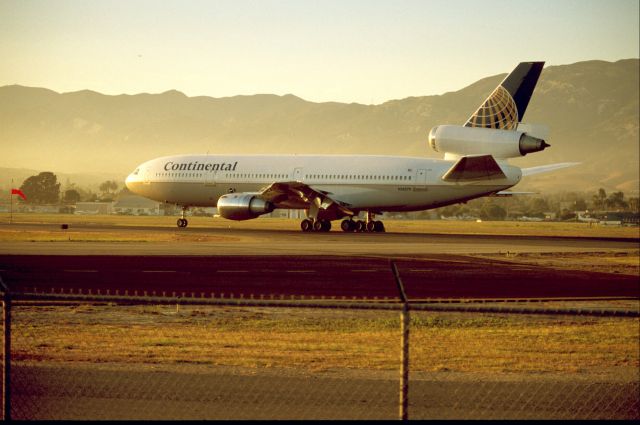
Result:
[75, 202, 113, 215]
[112, 196, 161, 215]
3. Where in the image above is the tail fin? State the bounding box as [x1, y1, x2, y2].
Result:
[465, 62, 544, 130]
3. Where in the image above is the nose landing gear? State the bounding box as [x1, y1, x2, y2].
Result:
[176, 206, 189, 228]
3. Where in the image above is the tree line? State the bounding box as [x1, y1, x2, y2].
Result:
[13, 172, 126, 204]
[430, 189, 639, 221]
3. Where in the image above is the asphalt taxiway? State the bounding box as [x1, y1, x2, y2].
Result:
[2, 254, 638, 300]
[1, 222, 638, 300]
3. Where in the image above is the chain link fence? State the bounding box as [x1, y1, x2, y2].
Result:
[1, 293, 638, 420]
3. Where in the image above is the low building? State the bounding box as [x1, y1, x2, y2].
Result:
[112, 196, 160, 216]
[75, 202, 113, 215]
[191, 207, 217, 217]
[600, 212, 640, 226]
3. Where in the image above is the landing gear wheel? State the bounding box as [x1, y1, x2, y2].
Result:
[177, 205, 189, 228]
[309, 219, 331, 232]
[355, 220, 366, 232]
[374, 221, 385, 232]
[300, 219, 313, 232]
[341, 219, 354, 232]
[366, 221, 376, 232]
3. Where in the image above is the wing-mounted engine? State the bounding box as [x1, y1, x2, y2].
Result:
[217, 193, 274, 220]
[428, 125, 549, 159]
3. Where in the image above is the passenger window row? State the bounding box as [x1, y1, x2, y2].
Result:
[154, 172, 412, 182]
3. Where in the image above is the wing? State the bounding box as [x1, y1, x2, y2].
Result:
[257, 181, 354, 217]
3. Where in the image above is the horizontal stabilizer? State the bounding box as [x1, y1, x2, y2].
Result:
[521, 162, 579, 177]
[442, 155, 506, 183]
[491, 191, 538, 197]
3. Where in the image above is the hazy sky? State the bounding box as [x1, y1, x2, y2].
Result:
[1, 0, 638, 104]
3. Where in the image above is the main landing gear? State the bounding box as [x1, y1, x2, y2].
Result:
[341, 211, 385, 233]
[300, 218, 332, 232]
[340, 218, 385, 233]
[299, 213, 385, 233]
[177, 206, 189, 228]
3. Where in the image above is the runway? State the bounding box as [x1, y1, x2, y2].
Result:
[1, 221, 637, 256]
[2, 254, 638, 300]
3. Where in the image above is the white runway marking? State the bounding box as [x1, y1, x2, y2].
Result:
[63, 269, 98, 273]
[142, 270, 177, 273]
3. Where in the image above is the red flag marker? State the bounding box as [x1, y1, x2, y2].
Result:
[11, 188, 26, 200]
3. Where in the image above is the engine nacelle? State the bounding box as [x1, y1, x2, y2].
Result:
[428, 125, 549, 159]
[217, 193, 274, 221]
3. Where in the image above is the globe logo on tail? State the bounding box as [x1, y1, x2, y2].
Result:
[465, 85, 519, 130]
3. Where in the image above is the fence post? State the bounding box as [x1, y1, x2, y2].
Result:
[400, 303, 409, 421]
[391, 261, 409, 421]
[2, 290, 10, 421]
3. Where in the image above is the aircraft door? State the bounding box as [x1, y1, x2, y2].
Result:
[414, 170, 431, 190]
[293, 167, 303, 182]
[205, 170, 217, 186]
[143, 168, 151, 185]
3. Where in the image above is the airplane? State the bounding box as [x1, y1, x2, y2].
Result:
[125, 61, 577, 233]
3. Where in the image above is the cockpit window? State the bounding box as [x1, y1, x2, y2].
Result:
[133, 168, 140, 175]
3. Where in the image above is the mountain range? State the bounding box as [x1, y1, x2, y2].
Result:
[0, 59, 637, 195]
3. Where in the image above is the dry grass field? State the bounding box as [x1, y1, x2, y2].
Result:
[11, 304, 639, 378]
[479, 250, 640, 276]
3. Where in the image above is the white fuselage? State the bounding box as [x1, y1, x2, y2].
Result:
[125, 154, 522, 214]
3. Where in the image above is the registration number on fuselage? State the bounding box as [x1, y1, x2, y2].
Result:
[397, 186, 428, 192]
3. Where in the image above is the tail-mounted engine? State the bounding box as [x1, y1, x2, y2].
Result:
[428, 125, 549, 159]
[217, 193, 274, 220]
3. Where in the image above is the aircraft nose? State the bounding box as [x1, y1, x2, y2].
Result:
[125, 174, 134, 190]
[125, 170, 140, 192]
